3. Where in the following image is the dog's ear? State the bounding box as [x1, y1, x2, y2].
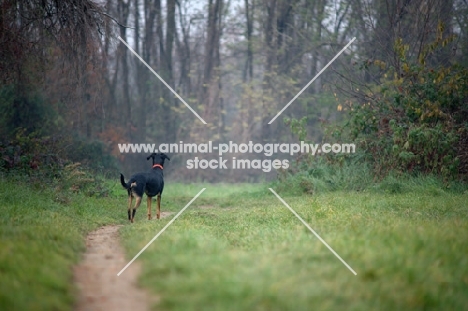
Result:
[147, 153, 156, 161]
[161, 153, 170, 161]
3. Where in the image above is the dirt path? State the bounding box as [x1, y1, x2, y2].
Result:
[73, 213, 174, 311]
[73, 225, 151, 311]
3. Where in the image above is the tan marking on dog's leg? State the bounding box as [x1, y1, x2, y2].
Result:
[147, 196, 152, 220]
[134, 196, 142, 208]
[131, 196, 142, 223]
[157, 195, 161, 220]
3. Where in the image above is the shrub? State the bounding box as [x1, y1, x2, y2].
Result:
[0, 85, 56, 137]
[329, 32, 468, 180]
[0, 130, 117, 198]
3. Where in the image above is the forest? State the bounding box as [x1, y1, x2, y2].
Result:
[1, 0, 467, 182]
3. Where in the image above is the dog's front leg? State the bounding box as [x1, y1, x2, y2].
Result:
[147, 196, 152, 220]
[157, 194, 161, 219]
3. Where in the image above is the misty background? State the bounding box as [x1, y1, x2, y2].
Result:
[1, 0, 467, 182]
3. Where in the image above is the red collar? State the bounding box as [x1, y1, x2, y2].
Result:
[152, 164, 163, 170]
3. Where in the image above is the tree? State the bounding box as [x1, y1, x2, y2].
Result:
[0, 0, 107, 137]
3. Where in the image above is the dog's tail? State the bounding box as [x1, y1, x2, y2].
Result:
[120, 173, 129, 189]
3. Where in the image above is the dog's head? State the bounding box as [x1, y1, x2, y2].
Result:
[147, 152, 170, 166]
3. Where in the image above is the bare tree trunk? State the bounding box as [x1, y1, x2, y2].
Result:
[164, 0, 176, 141]
[117, 0, 131, 135]
[135, 0, 147, 142]
[200, 0, 223, 128]
[263, 0, 277, 87]
[154, 0, 165, 137]
[80, 19, 90, 137]
[311, 0, 326, 93]
[216, 0, 225, 141]
[243, 0, 254, 82]
[176, 1, 192, 95]
[101, 0, 114, 133]
[262, 0, 277, 143]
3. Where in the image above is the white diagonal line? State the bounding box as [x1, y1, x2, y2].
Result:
[268, 188, 357, 275]
[117, 36, 207, 125]
[117, 188, 206, 276]
[268, 37, 356, 124]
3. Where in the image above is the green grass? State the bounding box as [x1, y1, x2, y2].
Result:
[121, 182, 468, 311]
[1, 176, 467, 310]
[0, 178, 125, 311]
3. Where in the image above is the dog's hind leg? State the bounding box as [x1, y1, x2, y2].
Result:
[147, 196, 152, 220]
[131, 196, 142, 223]
[127, 194, 133, 221]
[156, 194, 161, 220]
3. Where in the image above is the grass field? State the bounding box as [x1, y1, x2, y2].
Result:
[1, 176, 467, 310]
[121, 180, 468, 311]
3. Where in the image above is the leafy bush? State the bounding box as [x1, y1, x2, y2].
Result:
[0, 130, 118, 198]
[65, 138, 119, 172]
[0, 85, 56, 136]
[0, 82, 119, 197]
[281, 29, 467, 192]
[330, 32, 468, 179]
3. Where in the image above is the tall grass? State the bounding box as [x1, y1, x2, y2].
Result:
[273, 159, 468, 195]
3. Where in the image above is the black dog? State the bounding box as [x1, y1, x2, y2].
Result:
[120, 153, 170, 222]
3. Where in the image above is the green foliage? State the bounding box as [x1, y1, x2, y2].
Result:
[53, 163, 111, 202]
[273, 149, 467, 196]
[65, 138, 119, 172]
[331, 34, 468, 179]
[284, 116, 308, 141]
[0, 129, 64, 176]
[0, 81, 119, 183]
[0, 85, 56, 137]
[0, 130, 118, 198]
